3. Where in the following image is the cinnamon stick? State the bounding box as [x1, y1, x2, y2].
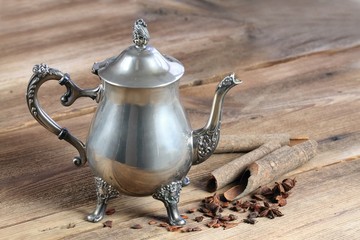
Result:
[207, 142, 282, 192]
[215, 134, 290, 153]
[223, 140, 318, 201]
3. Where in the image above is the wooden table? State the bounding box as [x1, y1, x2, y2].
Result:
[1, 1, 360, 239]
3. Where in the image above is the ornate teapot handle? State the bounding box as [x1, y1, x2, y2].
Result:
[26, 63, 102, 166]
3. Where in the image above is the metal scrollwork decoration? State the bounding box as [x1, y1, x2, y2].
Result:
[26, 63, 101, 166]
[87, 177, 119, 222]
[153, 181, 186, 225]
[153, 181, 182, 204]
[196, 128, 220, 162]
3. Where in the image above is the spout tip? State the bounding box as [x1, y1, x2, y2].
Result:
[230, 72, 243, 85]
[217, 72, 242, 91]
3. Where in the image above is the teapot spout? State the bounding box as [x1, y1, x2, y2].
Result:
[192, 73, 242, 165]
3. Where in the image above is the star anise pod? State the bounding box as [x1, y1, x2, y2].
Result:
[206, 219, 220, 228]
[248, 212, 259, 219]
[243, 218, 257, 224]
[201, 193, 227, 218]
[218, 213, 237, 222]
[230, 200, 251, 212]
[204, 202, 222, 216]
[272, 182, 286, 196]
[275, 194, 288, 207]
[242, 210, 259, 225]
[130, 224, 142, 229]
[221, 201, 230, 208]
[252, 194, 266, 201]
[250, 202, 262, 213]
[103, 220, 113, 228]
[148, 220, 157, 225]
[181, 226, 202, 232]
[194, 216, 204, 222]
[260, 186, 274, 198]
[187, 208, 197, 213]
[105, 208, 116, 215]
[259, 202, 283, 219]
[281, 178, 297, 192]
[203, 193, 222, 205]
[166, 225, 183, 232]
[158, 222, 170, 228]
[239, 200, 252, 209]
[223, 222, 239, 229]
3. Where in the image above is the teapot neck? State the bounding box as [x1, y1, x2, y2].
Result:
[103, 81, 180, 106]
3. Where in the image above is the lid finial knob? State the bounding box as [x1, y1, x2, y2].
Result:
[133, 19, 150, 48]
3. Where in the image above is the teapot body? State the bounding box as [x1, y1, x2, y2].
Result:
[86, 81, 193, 196]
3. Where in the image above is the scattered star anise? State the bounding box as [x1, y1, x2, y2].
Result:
[259, 202, 283, 219]
[243, 211, 259, 225]
[187, 208, 197, 213]
[148, 220, 157, 225]
[282, 178, 297, 191]
[166, 225, 183, 232]
[200, 193, 227, 218]
[103, 220, 113, 228]
[130, 224, 142, 229]
[275, 194, 288, 207]
[105, 208, 116, 215]
[181, 226, 202, 232]
[194, 216, 204, 222]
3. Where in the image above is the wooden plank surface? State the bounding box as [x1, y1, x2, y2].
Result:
[1, 0, 360, 239]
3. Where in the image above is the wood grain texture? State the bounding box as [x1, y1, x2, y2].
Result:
[1, 0, 360, 239]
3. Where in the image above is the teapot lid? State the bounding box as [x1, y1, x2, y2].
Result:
[94, 19, 184, 88]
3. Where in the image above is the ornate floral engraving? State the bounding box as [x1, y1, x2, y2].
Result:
[94, 177, 119, 203]
[32, 63, 50, 77]
[153, 181, 185, 225]
[196, 128, 220, 163]
[27, 78, 39, 117]
[192, 73, 241, 165]
[27, 64, 57, 118]
[153, 181, 182, 204]
[87, 177, 119, 222]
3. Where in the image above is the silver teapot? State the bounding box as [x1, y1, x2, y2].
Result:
[26, 19, 241, 225]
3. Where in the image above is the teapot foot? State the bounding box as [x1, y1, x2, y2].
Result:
[153, 180, 186, 226]
[87, 177, 119, 223]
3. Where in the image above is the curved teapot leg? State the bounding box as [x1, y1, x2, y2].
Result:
[153, 181, 186, 226]
[87, 177, 119, 223]
[182, 176, 190, 187]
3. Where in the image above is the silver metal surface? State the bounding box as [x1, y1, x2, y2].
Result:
[87, 177, 119, 222]
[86, 81, 193, 196]
[153, 181, 185, 226]
[25, 19, 242, 226]
[133, 18, 150, 48]
[97, 19, 184, 88]
[26, 63, 101, 166]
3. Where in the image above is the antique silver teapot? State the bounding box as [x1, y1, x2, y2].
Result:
[26, 19, 241, 225]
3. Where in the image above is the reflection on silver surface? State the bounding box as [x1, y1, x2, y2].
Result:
[87, 81, 193, 196]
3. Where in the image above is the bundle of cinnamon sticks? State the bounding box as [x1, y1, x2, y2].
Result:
[208, 134, 317, 201]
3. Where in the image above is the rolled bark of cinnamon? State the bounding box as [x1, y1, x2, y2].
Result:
[215, 134, 290, 153]
[223, 140, 318, 201]
[207, 142, 282, 192]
